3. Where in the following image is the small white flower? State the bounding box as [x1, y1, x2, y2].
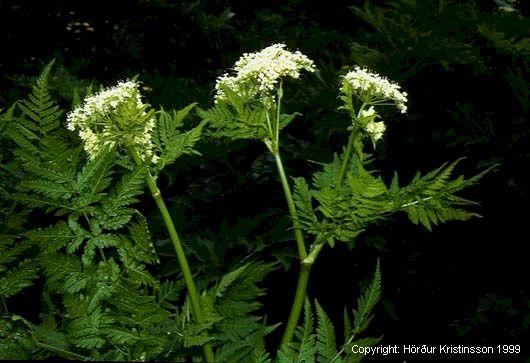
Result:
[215, 43, 315, 104]
[342, 66, 408, 113]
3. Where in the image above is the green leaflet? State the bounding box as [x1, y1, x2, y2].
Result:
[0, 259, 38, 298]
[390, 159, 495, 230]
[198, 96, 271, 142]
[152, 104, 204, 172]
[352, 260, 382, 336]
[204, 262, 279, 362]
[17, 60, 62, 134]
[198, 85, 299, 148]
[315, 300, 337, 362]
[278, 281, 382, 363]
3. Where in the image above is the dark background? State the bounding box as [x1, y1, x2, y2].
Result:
[1, 0, 528, 356]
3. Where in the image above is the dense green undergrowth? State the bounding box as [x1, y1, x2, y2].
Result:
[1, 0, 527, 361]
[0, 47, 490, 360]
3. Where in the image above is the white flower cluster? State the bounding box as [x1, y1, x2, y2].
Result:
[66, 80, 157, 162]
[359, 106, 386, 142]
[215, 43, 315, 104]
[67, 81, 142, 131]
[365, 119, 386, 142]
[342, 66, 408, 113]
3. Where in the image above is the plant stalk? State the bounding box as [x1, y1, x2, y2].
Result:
[338, 103, 366, 183]
[128, 148, 214, 362]
[34, 341, 90, 361]
[338, 130, 356, 184]
[274, 150, 312, 345]
[280, 262, 311, 345]
[273, 152, 307, 260]
[272, 81, 311, 345]
[279, 102, 366, 345]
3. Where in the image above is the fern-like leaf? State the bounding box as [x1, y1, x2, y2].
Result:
[353, 259, 381, 336]
[298, 299, 317, 363]
[153, 105, 204, 171]
[17, 60, 62, 134]
[392, 159, 493, 230]
[315, 300, 337, 363]
[0, 259, 38, 298]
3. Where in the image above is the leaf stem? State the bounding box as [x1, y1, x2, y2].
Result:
[128, 147, 214, 363]
[338, 103, 366, 183]
[33, 341, 90, 361]
[98, 248, 107, 262]
[303, 242, 325, 265]
[338, 130, 357, 184]
[275, 80, 283, 148]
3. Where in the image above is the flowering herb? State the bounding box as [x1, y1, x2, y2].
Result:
[1, 54, 491, 362]
[201, 43, 315, 154]
[200, 45, 491, 351]
[340, 66, 408, 148]
[68, 79, 214, 361]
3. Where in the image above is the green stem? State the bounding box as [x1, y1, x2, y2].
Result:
[338, 103, 366, 183]
[272, 83, 311, 345]
[303, 242, 325, 265]
[274, 150, 312, 345]
[128, 147, 214, 363]
[281, 237, 327, 345]
[280, 262, 311, 346]
[98, 248, 107, 262]
[280, 102, 368, 345]
[338, 130, 356, 184]
[275, 81, 283, 148]
[34, 341, 90, 361]
[273, 152, 307, 260]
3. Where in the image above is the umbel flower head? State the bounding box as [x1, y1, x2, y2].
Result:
[340, 66, 408, 145]
[365, 119, 386, 142]
[357, 106, 383, 142]
[67, 80, 157, 162]
[341, 66, 408, 114]
[355, 106, 386, 144]
[214, 43, 316, 105]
